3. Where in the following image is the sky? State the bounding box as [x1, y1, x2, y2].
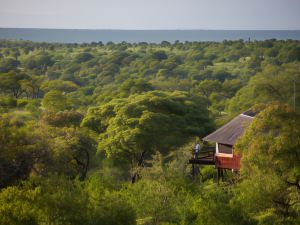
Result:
[0, 0, 300, 30]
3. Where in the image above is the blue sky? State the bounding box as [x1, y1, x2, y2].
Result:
[0, 0, 300, 29]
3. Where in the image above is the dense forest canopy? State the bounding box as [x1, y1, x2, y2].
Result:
[0, 39, 299, 225]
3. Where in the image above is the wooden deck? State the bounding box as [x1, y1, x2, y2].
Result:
[188, 146, 242, 181]
[189, 146, 241, 171]
[188, 147, 215, 165]
[189, 157, 215, 165]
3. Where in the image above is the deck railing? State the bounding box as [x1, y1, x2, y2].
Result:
[194, 146, 215, 159]
[189, 146, 215, 165]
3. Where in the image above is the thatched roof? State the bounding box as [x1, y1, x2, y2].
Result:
[202, 113, 254, 145]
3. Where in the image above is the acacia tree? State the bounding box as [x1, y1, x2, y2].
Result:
[82, 91, 213, 182]
[0, 72, 28, 98]
[0, 111, 47, 188]
[45, 127, 97, 180]
[20, 75, 45, 99]
[42, 90, 68, 111]
[40, 80, 79, 94]
[235, 104, 300, 224]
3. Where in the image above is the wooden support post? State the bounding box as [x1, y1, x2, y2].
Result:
[220, 168, 222, 182]
[192, 164, 195, 178]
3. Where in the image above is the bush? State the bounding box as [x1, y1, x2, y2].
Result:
[0, 96, 17, 107]
[42, 110, 83, 127]
[17, 98, 29, 107]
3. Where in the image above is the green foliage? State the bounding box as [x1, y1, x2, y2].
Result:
[42, 90, 68, 111]
[0, 58, 20, 72]
[44, 127, 97, 180]
[85, 174, 137, 225]
[228, 63, 300, 114]
[0, 175, 137, 225]
[190, 185, 254, 225]
[0, 111, 46, 188]
[75, 52, 94, 63]
[42, 110, 83, 127]
[23, 52, 54, 73]
[1, 39, 300, 225]
[198, 79, 222, 97]
[123, 179, 177, 224]
[82, 91, 213, 181]
[41, 80, 79, 93]
[152, 50, 168, 61]
[0, 96, 17, 107]
[0, 72, 28, 98]
[119, 78, 154, 96]
[20, 75, 44, 98]
[235, 104, 300, 224]
[0, 185, 40, 225]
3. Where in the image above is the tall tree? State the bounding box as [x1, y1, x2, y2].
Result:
[0, 72, 29, 98]
[82, 91, 213, 182]
[42, 90, 68, 111]
[0, 112, 47, 188]
[235, 104, 300, 224]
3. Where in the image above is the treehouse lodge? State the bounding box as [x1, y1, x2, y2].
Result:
[189, 110, 256, 180]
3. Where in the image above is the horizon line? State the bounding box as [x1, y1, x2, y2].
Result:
[1, 27, 300, 31]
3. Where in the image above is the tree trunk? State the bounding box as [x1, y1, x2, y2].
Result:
[131, 150, 146, 184]
[74, 149, 90, 181]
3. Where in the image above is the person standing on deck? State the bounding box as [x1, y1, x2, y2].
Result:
[194, 143, 200, 159]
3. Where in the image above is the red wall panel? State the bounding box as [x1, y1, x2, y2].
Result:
[215, 154, 241, 170]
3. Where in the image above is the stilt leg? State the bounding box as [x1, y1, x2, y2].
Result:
[192, 164, 195, 179]
[221, 169, 224, 181]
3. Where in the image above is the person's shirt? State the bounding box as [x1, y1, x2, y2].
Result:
[194, 144, 200, 152]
